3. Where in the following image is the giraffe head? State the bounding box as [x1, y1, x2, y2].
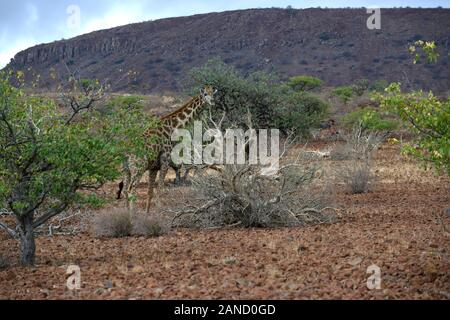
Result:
[200, 85, 217, 106]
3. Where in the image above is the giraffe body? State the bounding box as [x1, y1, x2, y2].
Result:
[119, 86, 216, 212]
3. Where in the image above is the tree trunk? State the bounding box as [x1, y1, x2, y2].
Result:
[19, 215, 36, 266]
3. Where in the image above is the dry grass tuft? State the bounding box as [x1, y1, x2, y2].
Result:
[132, 214, 170, 237]
[91, 208, 132, 238]
[91, 208, 170, 238]
[333, 126, 384, 194]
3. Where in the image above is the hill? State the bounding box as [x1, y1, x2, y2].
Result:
[4, 8, 450, 93]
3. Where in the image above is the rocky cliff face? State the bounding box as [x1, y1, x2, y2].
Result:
[5, 8, 450, 93]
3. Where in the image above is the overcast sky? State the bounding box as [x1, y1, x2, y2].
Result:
[0, 0, 448, 68]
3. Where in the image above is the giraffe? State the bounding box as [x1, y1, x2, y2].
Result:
[117, 85, 217, 213]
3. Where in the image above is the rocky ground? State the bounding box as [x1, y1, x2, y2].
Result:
[0, 144, 449, 299]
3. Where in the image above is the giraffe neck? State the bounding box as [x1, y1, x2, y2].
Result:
[142, 94, 206, 147]
[162, 94, 205, 129]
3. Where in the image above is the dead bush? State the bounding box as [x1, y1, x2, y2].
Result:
[91, 208, 132, 238]
[170, 160, 336, 229]
[340, 160, 372, 194]
[334, 125, 384, 194]
[330, 143, 351, 160]
[132, 214, 170, 237]
[167, 109, 336, 229]
[331, 126, 384, 161]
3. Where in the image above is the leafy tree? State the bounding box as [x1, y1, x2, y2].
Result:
[287, 75, 323, 92]
[103, 95, 159, 159]
[373, 41, 450, 177]
[377, 83, 449, 176]
[342, 107, 398, 132]
[332, 86, 354, 104]
[186, 59, 328, 136]
[275, 92, 329, 136]
[186, 59, 281, 129]
[0, 72, 157, 266]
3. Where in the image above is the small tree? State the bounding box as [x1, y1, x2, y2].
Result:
[342, 107, 398, 132]
[275, 92, 329, 137]
[287, 75, 323, 92]
[103, 94, 159, 162]
[0, 72, 155, 265]
[187, 59, 328, 136]
[186, 59, 280, 129]
[378, 83, 449, 176]
[332, 86, 354, 104]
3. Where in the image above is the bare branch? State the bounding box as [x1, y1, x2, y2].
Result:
[0, 221, 17, 238]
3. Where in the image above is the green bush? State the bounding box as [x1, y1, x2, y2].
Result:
[342, 107, 398, 132]
[186, 59, 279, 129]
[287, 75, 323, 92]
[332, 86, 354, 104]
[319, 32, 330, 41]
[186, 59, 328, 136]
[378, 83, 449, 176]
[103, 95, 159, 159]
[275, 92, 329, 137]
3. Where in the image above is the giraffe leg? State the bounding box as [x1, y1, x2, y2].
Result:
[174, 165, 181, 185]
[123, 155, 146, 213]
[145, 169, 158, 213]
[155, 153, 170, 208]
[182, 166, 191, 184]
[127, 167, 147, 213]
[125, 175, 137, 213]
[122, 160, 132, 210]
[158, 154, 170, 189]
